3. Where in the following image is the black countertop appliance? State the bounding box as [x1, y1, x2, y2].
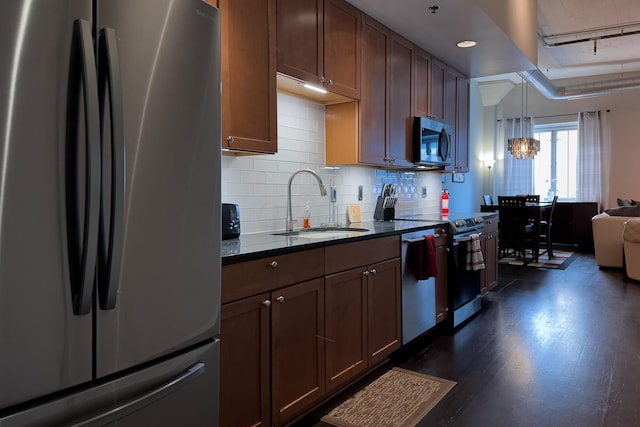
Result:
[222, 203, 241, 240]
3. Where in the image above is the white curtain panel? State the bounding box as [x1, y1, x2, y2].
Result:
[577, 111, 609, 208]
[496, 117, 534, 196]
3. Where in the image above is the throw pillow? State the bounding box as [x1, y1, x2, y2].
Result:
[605, 205, 640, 216]
[617, 198, 633, 206]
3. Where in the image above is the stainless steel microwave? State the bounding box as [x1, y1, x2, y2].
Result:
[412, 116, 452, 168]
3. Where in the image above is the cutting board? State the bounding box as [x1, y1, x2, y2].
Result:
[347, 205, 362, 223]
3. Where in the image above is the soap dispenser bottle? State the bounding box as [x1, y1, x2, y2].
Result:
[303, 201, 311, 229]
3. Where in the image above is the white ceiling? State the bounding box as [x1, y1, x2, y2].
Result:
[345, 0, 640, 88]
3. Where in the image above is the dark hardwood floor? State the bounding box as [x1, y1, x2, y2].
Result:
[295, 251, 640, 427]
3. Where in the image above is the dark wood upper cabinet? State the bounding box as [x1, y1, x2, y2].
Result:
[276, 0, 323, 84]
[455, 74, 470, 172]
[387, 32, 414, 169]
[413, 47, 431, 119]
[359, 15, 389, 165]
[218, 0, 277, 153]
[277, 0, 361, 99]
[430, 57, 446, 122]
[323, 0, 361, 98]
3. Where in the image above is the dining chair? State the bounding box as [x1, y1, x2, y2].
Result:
[539, 195, 558, 258]
[523, 195, 540, 223]
[498, 196, 537, 263]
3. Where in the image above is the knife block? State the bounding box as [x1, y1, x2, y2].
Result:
[374, 196, 394, 221]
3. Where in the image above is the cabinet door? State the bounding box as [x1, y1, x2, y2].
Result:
[276, 0, 323, 85]
[485, 232, 498, 290]
[455, 76, 469, 172]
[359, 15, 389, 165]
[479, 235, 489, 295]
[367, 259, 401, 366]
[444, 68, 457, 129]
[387, 32, 413, 168]
[435, 245, 449, 323]
[271, 279, 325, 426]
[325, 268, 367, 393]
[219, 0, 277, 153]
[220, 294, 271, 427]
[430, 58, 446, 121]
[324, 0, 361, 99]
[413, 47, 431, 118]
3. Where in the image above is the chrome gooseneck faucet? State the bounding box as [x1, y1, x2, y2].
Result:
[286, 169, 327, 231]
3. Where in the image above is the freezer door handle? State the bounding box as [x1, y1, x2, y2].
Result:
[97, 27, 125, 310]
[66, 19, 101, 315]
[68, 362, 205, 426]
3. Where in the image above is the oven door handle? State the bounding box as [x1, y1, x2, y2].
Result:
[402, 233, 439, 244]
[453, 232, 482, 245]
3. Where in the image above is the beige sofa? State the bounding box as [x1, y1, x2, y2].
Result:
[592, 212, 631, 268]
[623, 219, 640, 280]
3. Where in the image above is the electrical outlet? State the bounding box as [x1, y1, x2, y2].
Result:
[358, 185, 363, 201]
[422, 186, 427, 198]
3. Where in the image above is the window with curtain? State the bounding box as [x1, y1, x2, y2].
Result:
[533, 122, 578, 201]
[498, 111, 607, 206]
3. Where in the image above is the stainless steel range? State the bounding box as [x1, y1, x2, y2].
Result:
[397, 213, 487, 330]
[447, 216, 485, 328]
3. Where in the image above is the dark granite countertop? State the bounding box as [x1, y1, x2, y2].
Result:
[221, 219, 447, 265]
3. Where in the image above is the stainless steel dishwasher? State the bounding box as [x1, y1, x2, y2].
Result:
[401, 228, 437, 344]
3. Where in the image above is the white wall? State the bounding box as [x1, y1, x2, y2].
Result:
[481, 82, 640, 210]
[221, 92, 444, 234]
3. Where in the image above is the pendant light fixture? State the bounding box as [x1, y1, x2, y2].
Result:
[508, 78, 540, 160]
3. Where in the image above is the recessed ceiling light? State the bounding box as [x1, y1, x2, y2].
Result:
[303, 83, 327, 94]
[457, 40, 477, 48]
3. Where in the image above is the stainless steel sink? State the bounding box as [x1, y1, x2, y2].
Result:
[272, 226, 369, 238]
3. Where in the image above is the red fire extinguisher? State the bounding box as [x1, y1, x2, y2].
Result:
[441, 189, 450, 216]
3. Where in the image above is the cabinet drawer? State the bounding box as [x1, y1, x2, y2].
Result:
[325, 236, 400, 274]
[482, 216, 499, 234]
[433, 226, 449, 247]
[222, 248, 324, 303]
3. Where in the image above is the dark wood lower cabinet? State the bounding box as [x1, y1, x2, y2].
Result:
[221, 237, 402, 426]
[367, 258, 402, 366]
[552, 202, 599, 249]
[480, 215, 499, 294]
[325, 269, 367, 393]
[271, 279, 325, 426]
[220, 294, 270, 427]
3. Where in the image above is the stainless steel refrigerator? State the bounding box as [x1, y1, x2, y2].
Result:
[0, 0, 221, 425]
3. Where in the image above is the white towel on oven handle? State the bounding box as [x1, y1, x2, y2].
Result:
[466, 233, 485, 271]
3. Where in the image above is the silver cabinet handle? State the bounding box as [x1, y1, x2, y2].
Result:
[370, 269, 377, 275]
[226, 136, 234, 144]
[276, 296, 285, 303]
[269, 261, 278, 268]
[362, 270, 369, 276]
[319, 76, 325, 83]
[327, 79, 333, 86]
[262, 300, 271, 307]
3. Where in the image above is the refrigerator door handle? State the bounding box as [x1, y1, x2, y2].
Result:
[68, 362, 206, 426]
[97, 27, 125, 310]
[66, 19, 101, 316]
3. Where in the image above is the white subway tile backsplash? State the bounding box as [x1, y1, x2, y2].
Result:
[220, 91, 442, 233]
